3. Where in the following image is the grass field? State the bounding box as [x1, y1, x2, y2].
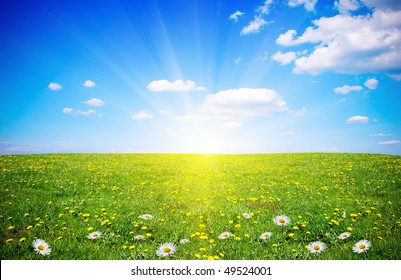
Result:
[1, 153, 400, 260]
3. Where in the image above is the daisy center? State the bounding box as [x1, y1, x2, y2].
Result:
[38, 245, 45, 251]
[279, 218, 285, 223]
[93, 233, 98, 237]
[342, 234, 347, 237]
[163, 247, 171, 253]
[313, 245, 320, 251]
[359, 244, 366, 249]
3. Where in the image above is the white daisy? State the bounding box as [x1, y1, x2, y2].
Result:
[273, 215, 291, 226]
[307, 241, 326, 254]
[134, 235, 145, 240]
[156, 243, 177, 257]
[259, 232, 273, 240]
[140, 214, 153, 220]
[352, 240, 371, 253]
[87, 231, 102, 239]
[242, 213, 251, 219]
[338, 232, 351, 240]
[179, 239, 190, 244]
[218, 232, 232, 239]
[32, 239, 51, 256]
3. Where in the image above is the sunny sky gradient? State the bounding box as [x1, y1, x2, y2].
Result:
[1, 0, 400, 154]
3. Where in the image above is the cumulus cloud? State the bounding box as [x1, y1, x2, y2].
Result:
[229, 11, 244, 21]
[48, 82, 62, 91]
[241, 17, 268, 35]
[132, 110, 154, 120]
[335, 0, 361, 14]
[199, 88, 288, 118]
[257, 0, 273, 14]
[62, 108, 97, 116]
[147, 80, 207, 92]
[334, 85, 363, 94]
[289, 107, 307, 117]
[364, 78, 379, 90]
[346, 115, 369, 123]
[361, 0, 401, 10]
[83, 80, 96, 87]
[389, 73, 401, 81]
[378, 140, 401, 145]
[288, 0, 318, 11]
[84, 98, 105, 107]
[276, 9, 401, 75]
[272, 51, 297, 65]
[177, 88, 289, 123]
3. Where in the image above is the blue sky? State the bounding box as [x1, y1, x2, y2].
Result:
[1, 0, 400, 154]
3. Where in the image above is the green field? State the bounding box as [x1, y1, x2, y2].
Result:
[1, 153, 400, 260]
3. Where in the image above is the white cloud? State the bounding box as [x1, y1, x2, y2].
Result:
[335, 0, 361, 14]
[83, 80, 96, 87]
[371, 133, 392, 136]
[84, 98, 105, 107]
[276, 9, 401, 75]
[272, 51, 297, 65]
[199, 88, 288, 118]
[234, 57, 242, 65]
[147, 80, 207, 92]
[132, 110, 154, 120]
[229, 11, 244, 21]
[280, 131, 295, 136]
[48, 82, 62, 91]
[257, 0, 273, 15]
[241, 17, 267, 35]
[389, 73, 401, 81]
[62, 107, 74, 114]
[288, 0, 318, 11]
[334, 85, 363, 94]
[62, 108, 97, 116]
[346, 115, 369, 123]
[364, 78, 379, 90]
[289, 107, 307, 117]
[378, 140, 401, 145]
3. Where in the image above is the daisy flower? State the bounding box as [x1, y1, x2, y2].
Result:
[242, 213, 251, 219]
[156, 243, 177, 257]
[87, 231, 102, 239]
[338, 232, 351, 240]
[140, 214, 153, 220]
[273, 215, 291, 226]
[307, 241, 326, 254]
[218, 232, 232, 239]
[32, 239, 51, 256]
[259, 232, 273, 240]
[352, 240, 371, 253]
[134, 235, 145, 240]
[179, 239, 190, 244]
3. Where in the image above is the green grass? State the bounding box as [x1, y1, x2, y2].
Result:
[1, 153, 400, 260]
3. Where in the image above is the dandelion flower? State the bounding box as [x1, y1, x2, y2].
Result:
[218, 232, 232, 239]
[32, 239, 51, 256]
[259, 232, 273, 240]
[338, 232, 351, 240]
[352, 240, 371, 254]
[307, 241, 326, 254]
[134, 235, 145, 240]
[140, 214, 153, 220]
[87, 231, 102, 239]
[156, 243, 177, 257]
[273, 215, 291, 226]
[242, 213, 251, 219]
[180, 239, 190, 244]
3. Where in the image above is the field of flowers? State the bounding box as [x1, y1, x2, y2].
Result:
[1, 153, 400, 260]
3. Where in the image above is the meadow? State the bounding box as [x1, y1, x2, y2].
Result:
[1, 153, 400, 260]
